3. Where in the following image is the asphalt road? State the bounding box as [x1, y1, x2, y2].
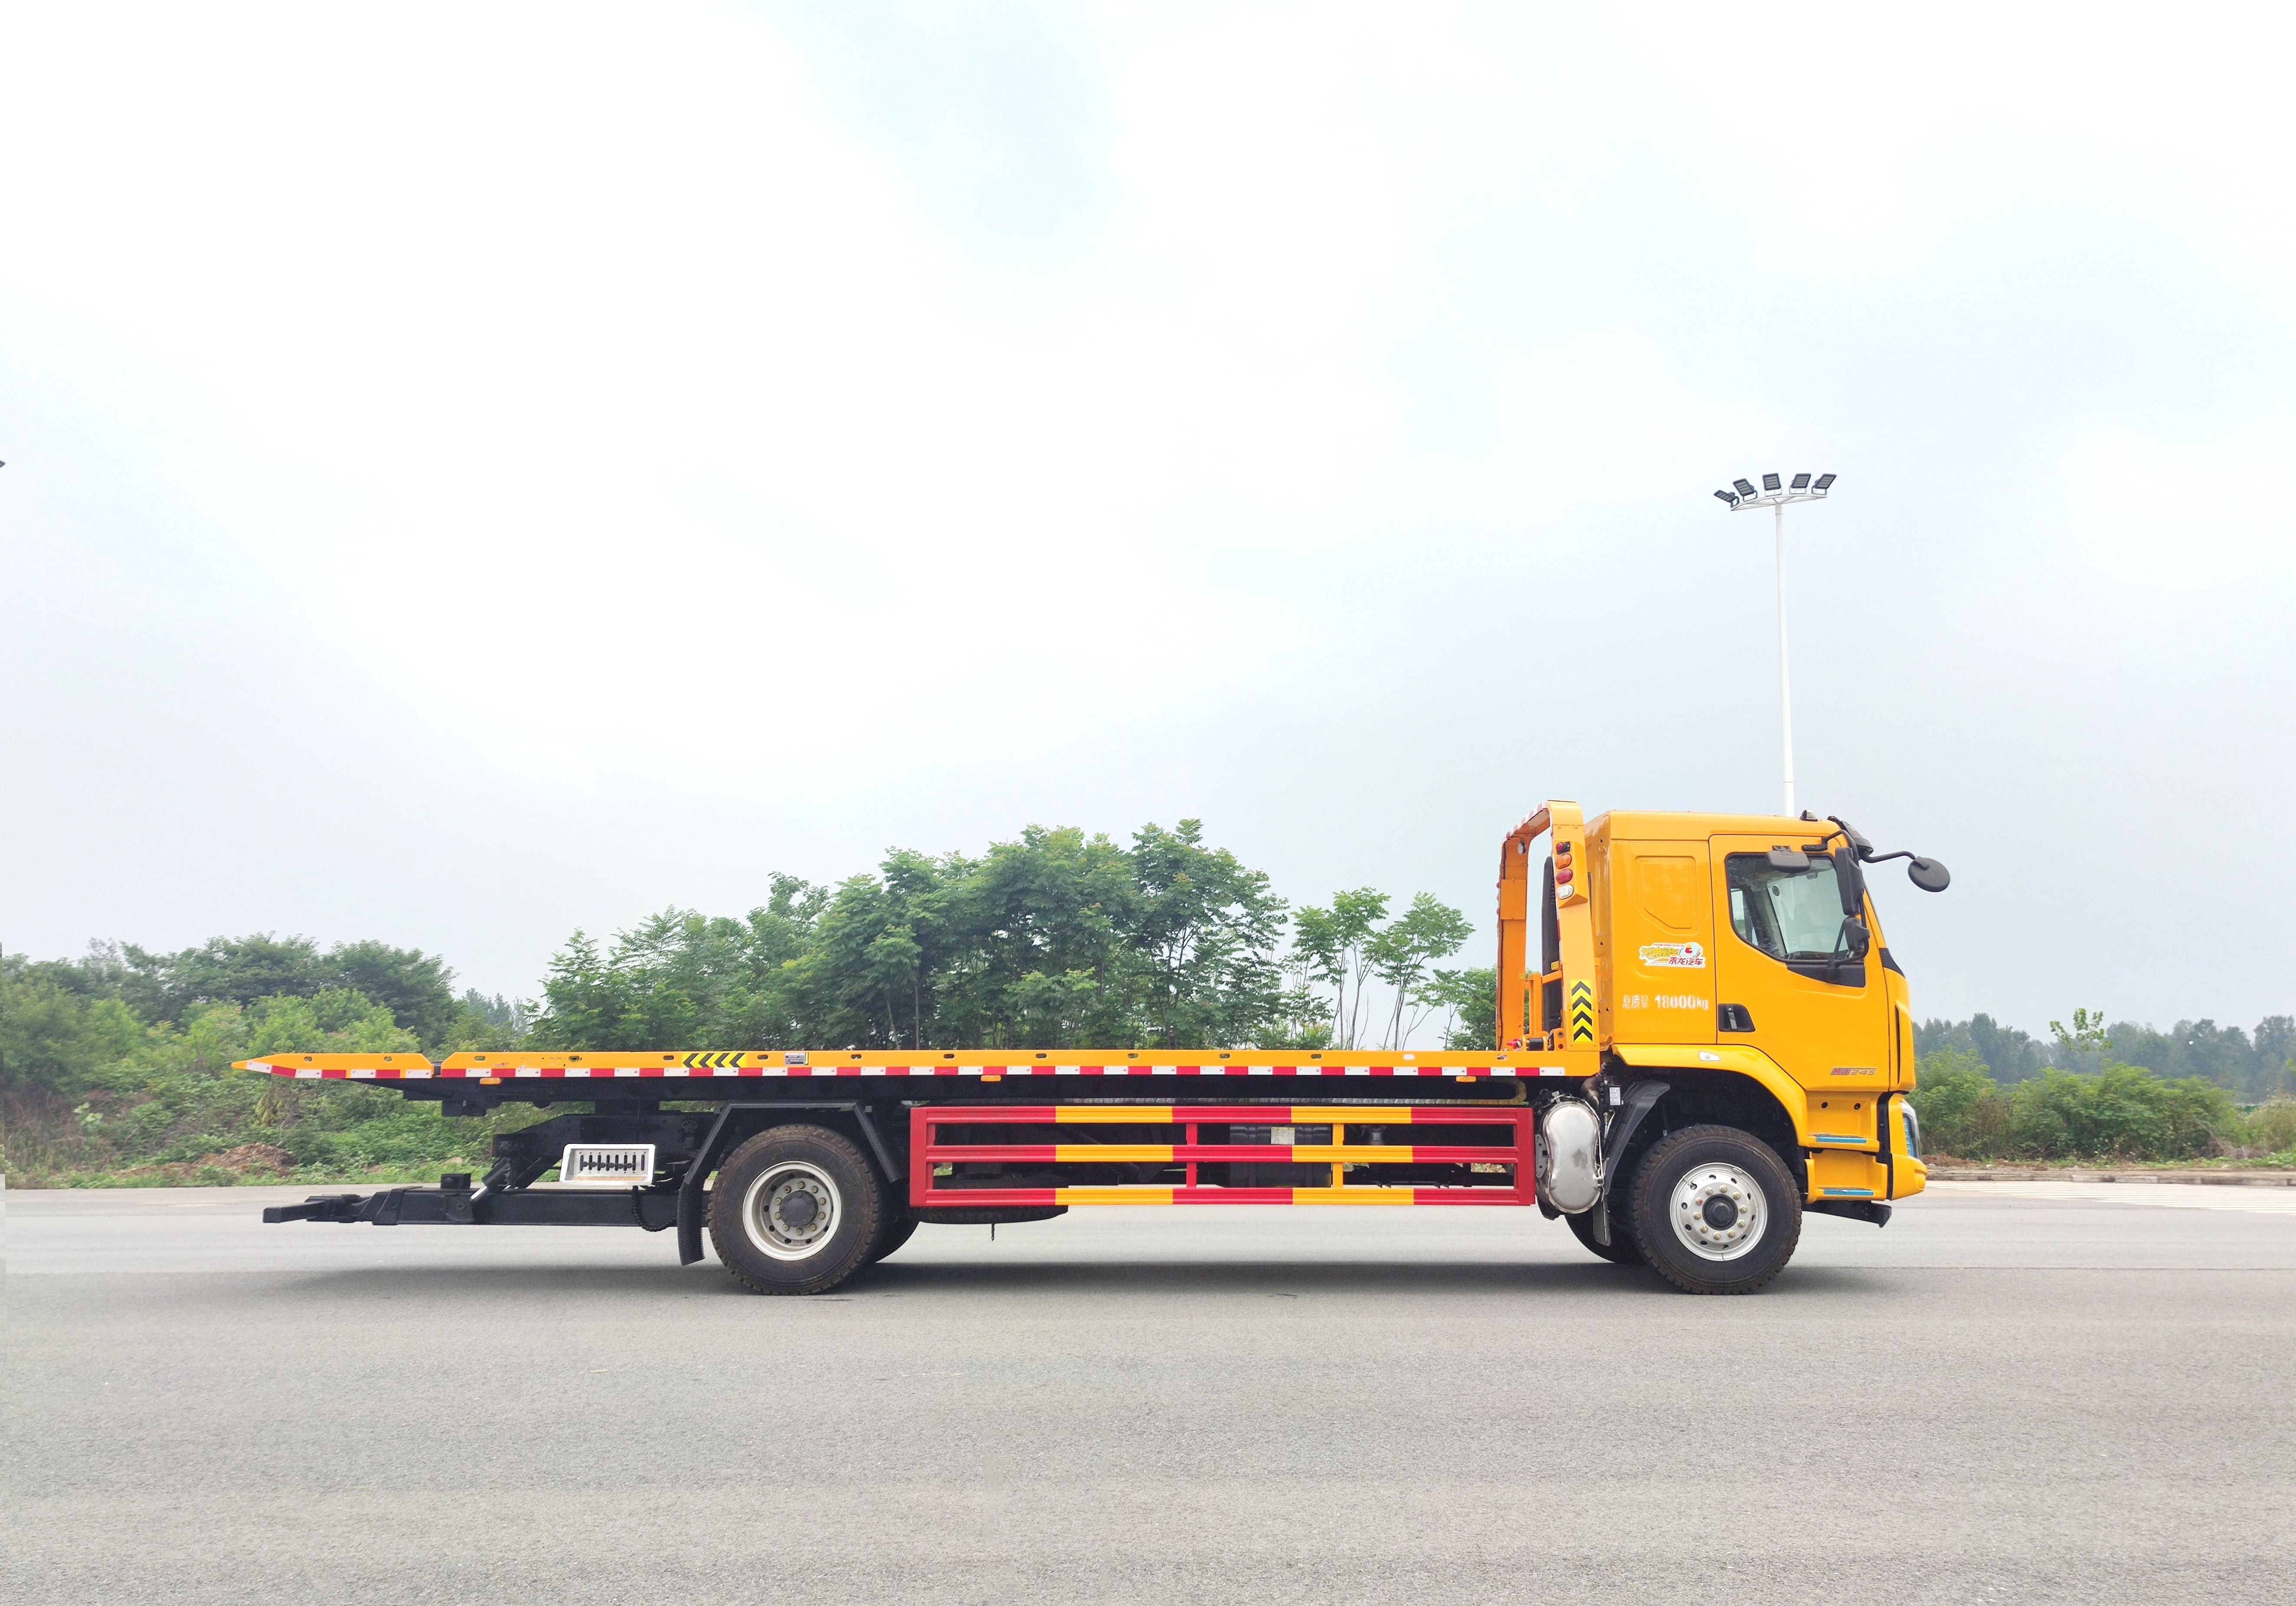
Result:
[7, 1182, 2295, 1606]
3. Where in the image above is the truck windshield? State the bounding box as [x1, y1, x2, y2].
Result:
[1725, 854, 1851, 963]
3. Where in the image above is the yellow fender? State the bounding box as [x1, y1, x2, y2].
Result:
[1608, 1044, 1812, 1147]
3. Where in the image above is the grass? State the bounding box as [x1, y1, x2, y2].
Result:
[1924, 1152, 2296, 1172]
[20, 1152, 496, 1189]
[2, 1074, 553, 1189]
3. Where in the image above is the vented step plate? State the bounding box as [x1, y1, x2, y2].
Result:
[559, 1143, 657, 1186]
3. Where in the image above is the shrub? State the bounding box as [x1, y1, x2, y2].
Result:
[1910, 1050, 2252, 1163]
[2244, 1097, 2296, 1156]
[1909, 1048, 2012, 1159]
[2008, 1063, 2241, 1160]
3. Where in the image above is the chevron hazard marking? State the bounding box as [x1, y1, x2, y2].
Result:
[1568, 980, 1597, 1045]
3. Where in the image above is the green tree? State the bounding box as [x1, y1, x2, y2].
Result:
[2110, 1017, 2283, 1100]
[1292, 889, 1389, 1050]
[103, 934, 465, 1050]
[1918, 1014, 2049, 1083]
[121, 934, 330, 1020]
[528, 911, 788, 1052]
[1125, 820, 1287, 1048]
[0, 955, 145, 1095]
[1292, 889, 1471, 1051]
[330, 941, 459, 1047]
[796, 874, 929, 1048]
[2254, 1016, 2296, 1099]
[1259, 960, 1336, 1050]
[928, 827, 1135, 1048]
[525, 821, 1296, 1053]
[1430, 966, 1497, 1051]
[1368, 893, 1473, 1049]
[245, 990, 418, 1057]
[2049, 1006, 2112, 1067]
[441, 989, 529, 1052]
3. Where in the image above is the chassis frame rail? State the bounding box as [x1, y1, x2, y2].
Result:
[264, 1185, 679, 1229]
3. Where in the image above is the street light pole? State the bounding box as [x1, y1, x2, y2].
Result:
[1713, 471, 1836, 819]
[1773, 499, 1794, 818]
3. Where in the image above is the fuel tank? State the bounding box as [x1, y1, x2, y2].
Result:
[1537, 1099, 1602, 1214]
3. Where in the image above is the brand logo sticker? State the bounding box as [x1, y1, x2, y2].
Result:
[1638, 941, 1707, 969]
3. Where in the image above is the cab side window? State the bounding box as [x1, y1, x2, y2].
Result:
[1725, 854, 1850, 963]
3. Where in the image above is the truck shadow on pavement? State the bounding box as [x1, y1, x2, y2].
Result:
[857, 1259, 1891, 1298]
[264, 1257, 1891, 1301]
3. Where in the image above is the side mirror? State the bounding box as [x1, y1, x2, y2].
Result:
[1907, 858, 1951, 893]
[1833, 850, 1866, 916]
[1839, 917, 1872, 958]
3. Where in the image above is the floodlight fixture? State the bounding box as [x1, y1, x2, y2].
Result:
[1813, 472, 1836, 491]
[1714, 488, 1740, 506]
[1762, 473, 1782, 492]
[1733, 478, 1757, 497]
[1790, 472, 1811, 490]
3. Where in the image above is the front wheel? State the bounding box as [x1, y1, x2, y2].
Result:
[1565, 1206, 1644, 1266]
[1626, 1125, 1802, 1295]
[708, 1125, 884, 1295]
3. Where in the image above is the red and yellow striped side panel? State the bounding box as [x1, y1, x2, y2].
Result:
[931, 1186, 1511, 1207]
[914, 1103, 1537, 1209]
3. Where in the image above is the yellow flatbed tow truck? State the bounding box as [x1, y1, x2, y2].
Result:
[243, 802, 1950, 1295]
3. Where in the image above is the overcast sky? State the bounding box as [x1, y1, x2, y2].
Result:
[4, 1, 2292, 1038]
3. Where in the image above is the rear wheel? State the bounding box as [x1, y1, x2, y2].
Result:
[1627, 1125, 1802, 1295]
[868, 1201, 919, 1264]
[708, 1125, 883, 1295]
[1565, 1206, 1644, 1266]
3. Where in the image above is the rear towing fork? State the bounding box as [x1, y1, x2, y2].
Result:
[259, 1100, 907, 1249]
[262, 1175, 682, 1229]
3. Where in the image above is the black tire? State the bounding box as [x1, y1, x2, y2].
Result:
[1627, 1125, 1803, 1295]
[1565, 1206, 1644, 1266]
[868, 1202, 920, 1264]
[707, 1125, 883, 1295]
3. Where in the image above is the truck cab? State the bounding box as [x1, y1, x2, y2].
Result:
[1498, 802, 1937, 1270]
[1590, 809, 1926, 1208]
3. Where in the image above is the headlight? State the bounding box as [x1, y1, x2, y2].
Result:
[1901, 1101, 1922, 1159]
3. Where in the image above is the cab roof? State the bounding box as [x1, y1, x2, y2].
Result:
[1591, 810, 1843, 841]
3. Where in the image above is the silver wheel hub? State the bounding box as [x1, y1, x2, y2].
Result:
[743, 1162, 842, 1260]
[1670, 1162, 1766, 1261]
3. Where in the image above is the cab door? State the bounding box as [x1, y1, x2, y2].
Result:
[1709, 834, 1890, 1124]
[1606, 840, 1717, 1047]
